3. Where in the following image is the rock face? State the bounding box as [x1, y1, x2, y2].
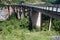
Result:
[0, 9, 9, 21]
[51, 36, 60, 40]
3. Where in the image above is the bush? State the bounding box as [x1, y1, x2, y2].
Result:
[0, 12, 29, 35]
[52, 20, 60, 31]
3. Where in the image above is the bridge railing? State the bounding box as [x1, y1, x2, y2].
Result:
[6, 4, 60, 14]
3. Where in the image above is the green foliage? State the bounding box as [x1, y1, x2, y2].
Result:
[52, 20, 60, 31]
[51, 0, 60, 4]
[0, 0, 46, 4]
[20, 19, 29, 29]
[44, 0, 56, 3]
[0, 12, 29, 35]
[1, 30, 56, 40]
[42, 22, 48, 31]
[0, 4, 6, 8]
[43, 0, 60, 4]
[7, 0, 26, 4]
[0, 12, 60, 40]
[0, 0, 60, 4]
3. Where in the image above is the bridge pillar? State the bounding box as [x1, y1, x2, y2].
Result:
[36, 11, 42, 31]
[30, 9, 42, 31]
[49, 17, 52, 31]
[22, 8, 27, 18]
[8, 6, 13, 16]
[17, 9, 21, 19]
[15, 7, 17, 13]
[7, 6, 10, 17]
[21, 7, 25, 19]
[28, 8, 33, 31]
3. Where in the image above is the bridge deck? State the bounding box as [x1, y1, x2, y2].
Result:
[6, 4, 60, 20]
[7, 4, 60, 13]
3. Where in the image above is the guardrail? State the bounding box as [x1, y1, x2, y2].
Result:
[6, 4, 60, 13]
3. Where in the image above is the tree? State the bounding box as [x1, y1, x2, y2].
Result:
[51, 0, 60, 4]
[41, 0, 56, 4]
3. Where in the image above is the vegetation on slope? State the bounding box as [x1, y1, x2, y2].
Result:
[0, 13, 60, 40]
[0, 0, 46, 4]
[0, 0, 60, 5]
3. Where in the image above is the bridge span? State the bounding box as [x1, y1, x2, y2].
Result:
[6, 4, 60, 31]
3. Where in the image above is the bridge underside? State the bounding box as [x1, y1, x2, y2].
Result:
[6, 4, 60, 31]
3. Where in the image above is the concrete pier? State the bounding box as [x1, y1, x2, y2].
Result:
[49, 17, 52, 31]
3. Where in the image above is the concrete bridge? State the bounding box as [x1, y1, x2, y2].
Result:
[6, 4, 60, 31]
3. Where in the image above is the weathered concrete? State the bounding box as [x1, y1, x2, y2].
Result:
[0, 9, 9, 21]
[31, 10, 42, 30]
[21, 7, 25, 19]
[49, 17, 52, 31]
[17, 9, 21, 19]
[8, 6, 13, 16]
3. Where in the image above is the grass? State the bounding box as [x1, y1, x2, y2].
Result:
[1, 30, 60, 40]
[0, 14, 60, 40]
[0, 29, 55, 40]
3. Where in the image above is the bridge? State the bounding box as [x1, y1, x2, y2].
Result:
[6, 4, 60, 31]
